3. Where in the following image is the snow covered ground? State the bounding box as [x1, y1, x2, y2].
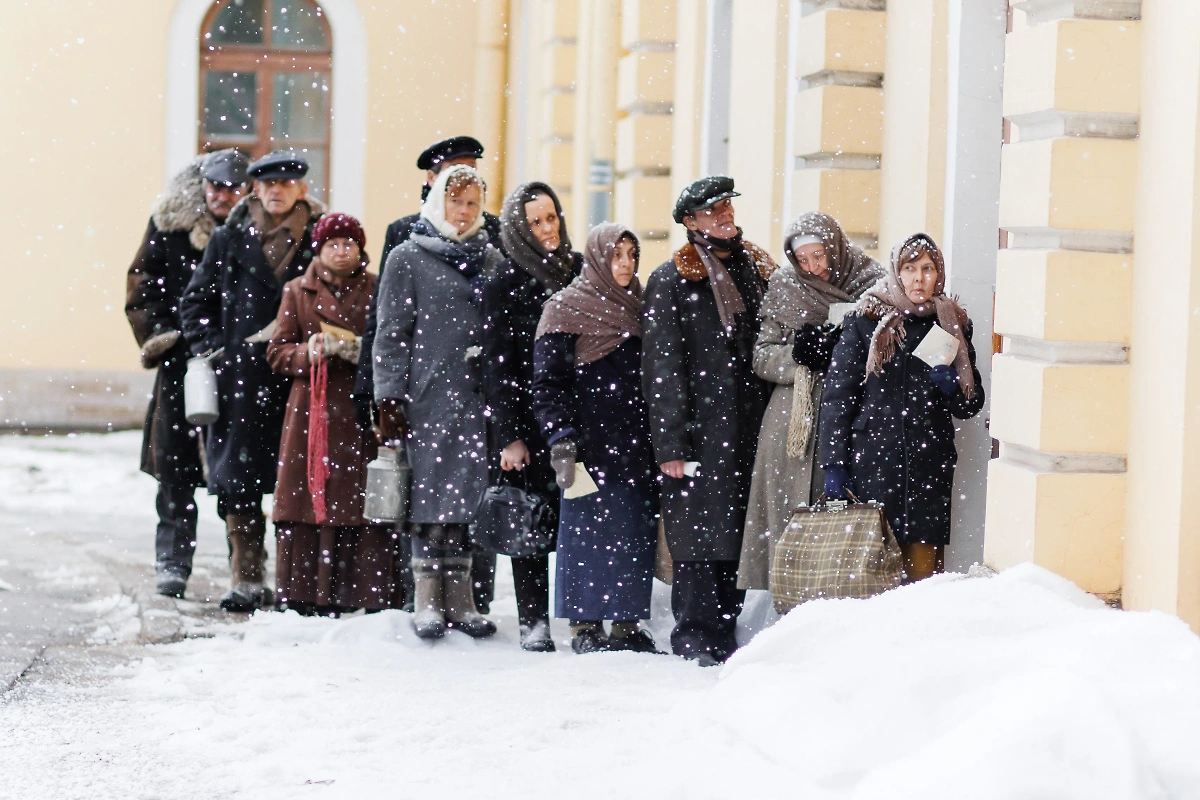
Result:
[2, 433, 1200, 799]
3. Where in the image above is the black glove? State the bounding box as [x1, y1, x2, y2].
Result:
[824, 465, 854, 500]
[928, 365, 960, 397]
[378, 399, 408, 442]
[550, 439, 577, 489]
[793, 323, 839, 372]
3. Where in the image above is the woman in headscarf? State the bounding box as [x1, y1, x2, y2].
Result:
[480, 182, 582, 652]
[532, 223, 659, 654]
[737, 212, 884, 591]
[373, 164, 500, 640]
[819, 232, 985, 582]
[268, 213, 402, 616]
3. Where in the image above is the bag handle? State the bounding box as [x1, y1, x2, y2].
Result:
[497, 465, 530, 491]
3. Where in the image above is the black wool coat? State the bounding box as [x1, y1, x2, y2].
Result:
[818, 312, 985, 546]
[354, 210, 502, 405]
[179, 198, 322, 499]
[641, 245, 773, 562]
[532, 334, 658, 489]
[480, 254, 581, 494]
[125, 219, 206, 487]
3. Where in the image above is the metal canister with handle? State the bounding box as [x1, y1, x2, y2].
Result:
[363, 443, 410, 523]
[183, 348, 223, 426]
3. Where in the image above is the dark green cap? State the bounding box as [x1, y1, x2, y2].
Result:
[672, 176, 740, 223]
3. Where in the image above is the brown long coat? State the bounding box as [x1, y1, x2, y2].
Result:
[267, 261, 377, 525]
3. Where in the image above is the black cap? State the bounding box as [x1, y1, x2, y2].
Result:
[672, 176, 740, 223]
[416, 136, 485, 171]
[200, 149, 250, 186]
[247, 150, 309, 181]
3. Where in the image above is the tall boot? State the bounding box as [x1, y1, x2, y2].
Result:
[442, 555, 496, 639]
[220, 514, 266, 612]
[411, 557, 446, 639]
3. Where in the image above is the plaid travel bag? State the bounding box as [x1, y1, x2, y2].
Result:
[770, 492, 903, 614]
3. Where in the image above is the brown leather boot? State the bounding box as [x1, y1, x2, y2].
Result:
[221, 514, 267, 612]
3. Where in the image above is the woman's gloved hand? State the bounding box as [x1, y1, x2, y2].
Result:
[793, 323, 840, 372]
[550, 439, 577, 489]
[325, 335, 362, 365]
[823, 464, 854, 500]
[927, 364, 960, 397]
[377, 398, 408, 443]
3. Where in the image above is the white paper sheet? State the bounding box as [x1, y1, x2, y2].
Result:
[563, 462, 600, 499]
[827, 303, 857, 326]
[683, 461, 700, 477]
[912, 324, 960, 368]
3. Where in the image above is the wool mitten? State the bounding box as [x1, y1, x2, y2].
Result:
[928, 364, 960, 396]
[550, 439, 577, 489]
[793, 323, 839, 372]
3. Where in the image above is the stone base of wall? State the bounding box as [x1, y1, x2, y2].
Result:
[0, 370, 154, 432]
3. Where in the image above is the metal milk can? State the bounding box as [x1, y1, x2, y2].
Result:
[363, 444, 410, 524]
[184, 352, 221, 426]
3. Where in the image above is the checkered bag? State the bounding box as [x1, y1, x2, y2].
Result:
[770, 493, 903, 613]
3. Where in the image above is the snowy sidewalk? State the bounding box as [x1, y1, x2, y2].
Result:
[2, 434, 1200, 799]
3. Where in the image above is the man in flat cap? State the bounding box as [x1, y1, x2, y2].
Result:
[181, 149, 326, 611]
[126, 148, 249, 599]
[641, 176, 776, 666]
[353, 135, 503, 612]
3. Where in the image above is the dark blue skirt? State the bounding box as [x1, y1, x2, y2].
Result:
[554, 480, 658, 621]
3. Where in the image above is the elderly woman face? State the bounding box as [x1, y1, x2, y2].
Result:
[524, 193, 561, 253]
[320, 237, 361, 276]
[445, 183, 482, 235]
[793, 241, 830, 281]
[899, 251, 939, 305]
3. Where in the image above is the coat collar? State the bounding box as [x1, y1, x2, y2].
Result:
[228, 196, 324, 292]
[671, 240, 778, 283]
[296, 260, 373, 333]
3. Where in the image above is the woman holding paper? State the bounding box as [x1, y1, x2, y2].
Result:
[737, 212, 884, 592]
[819, 232, 984, 581]
[532, 223, 660, 655]
[268, 213, 402, 615]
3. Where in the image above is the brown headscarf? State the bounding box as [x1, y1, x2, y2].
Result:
[760, 212, 885, 329]
[500, 182, 576, 293]
[535, 223, 642, 365]
[859, 232, 975, 399]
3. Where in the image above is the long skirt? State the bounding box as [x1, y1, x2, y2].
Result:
[276, 522, 403, 611]
[554, 481, 658, 621]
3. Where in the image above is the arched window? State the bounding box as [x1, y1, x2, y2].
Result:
[199, 0, 332, 201]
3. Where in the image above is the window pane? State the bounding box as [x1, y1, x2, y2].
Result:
[203, 71, 258, 140]
[270, 0, 329, 51]
[206, 0, 264, 46]
[271, 72, 329, 142]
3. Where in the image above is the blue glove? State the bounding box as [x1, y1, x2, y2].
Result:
[824, 464, 853, 500]
[927, 364, 959, 397]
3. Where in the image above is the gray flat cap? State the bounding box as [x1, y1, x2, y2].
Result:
[247, 150, 309, 181]
[672, 176, 740, 223]
[201, 149, 250, 186]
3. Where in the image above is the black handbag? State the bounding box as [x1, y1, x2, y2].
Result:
[470, 470, 557, 558]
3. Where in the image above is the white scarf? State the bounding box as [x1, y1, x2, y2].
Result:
[420, 164, 486, 242]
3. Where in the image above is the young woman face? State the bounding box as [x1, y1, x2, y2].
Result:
[610, 236, 638, 287]
[793, 242, 830, 281]
[320, 237, 362, 276]
[524, 194, 561, 253]
[899, 252, 939, 305]
[444, 183, 482, 234]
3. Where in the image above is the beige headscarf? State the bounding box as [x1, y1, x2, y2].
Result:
[858, 232, 975, 399]
[535, 223, 642, 365]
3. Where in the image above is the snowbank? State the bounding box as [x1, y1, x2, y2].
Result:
[707, 564, 1200, 799]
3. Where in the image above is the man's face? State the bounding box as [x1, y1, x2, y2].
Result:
[426, 155, 478, 187]
[254, 178, 307, 218]
[683, 198, 737, 239]
[445, 184, 483, 234]
[204, 181, 246, 221]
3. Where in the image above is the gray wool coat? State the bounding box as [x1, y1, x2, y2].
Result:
[736, 317, 826, 590]
[373, 238, 490, 525]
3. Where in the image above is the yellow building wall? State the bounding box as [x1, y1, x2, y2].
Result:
[0, 0, 485, 375]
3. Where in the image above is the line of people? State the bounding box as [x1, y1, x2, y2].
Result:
[125, 134, 984, 665]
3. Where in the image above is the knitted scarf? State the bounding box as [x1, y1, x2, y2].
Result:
[858, 232, 975, 399]
[535, 223, 643, 365]
[687, 227, 762, 339]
